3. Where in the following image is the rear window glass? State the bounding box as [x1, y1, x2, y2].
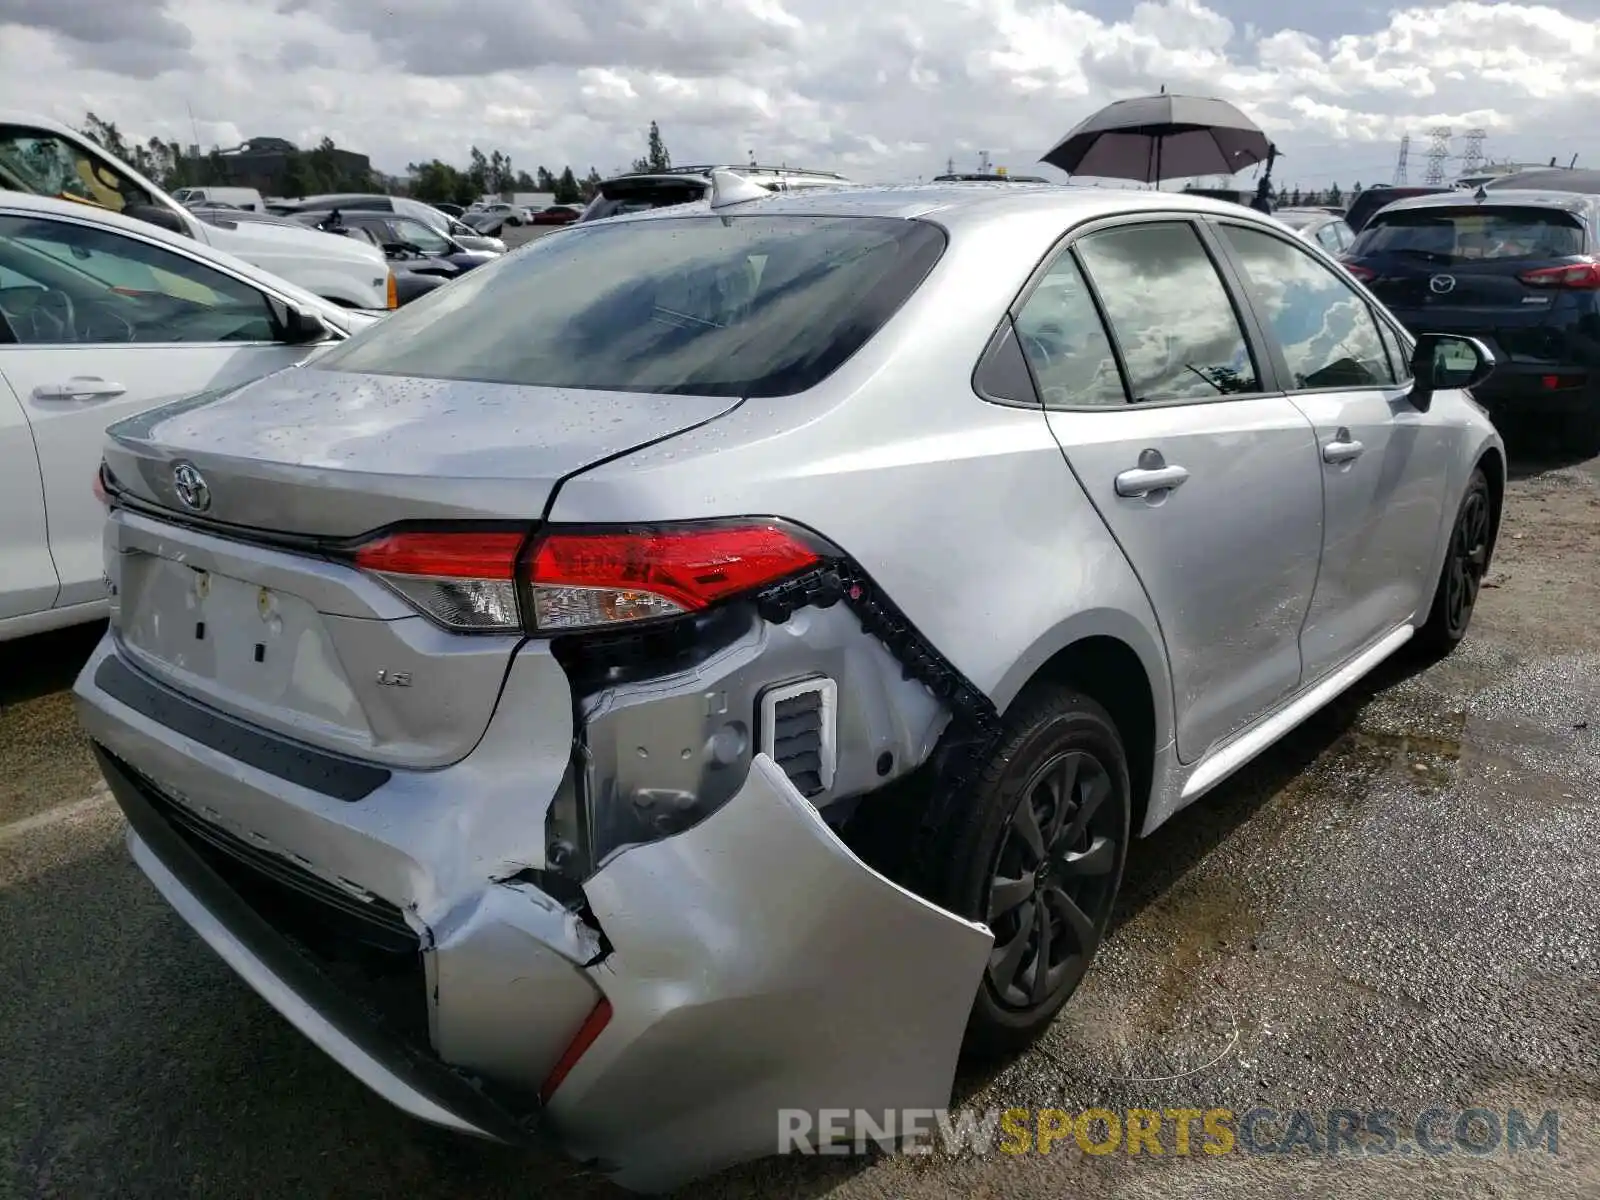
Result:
[1352, 207, 1585, 263]
[316, 215, 948, 398]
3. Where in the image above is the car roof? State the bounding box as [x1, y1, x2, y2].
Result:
[1369, 188, 1595, 217]
[596, 180, 1270, 233]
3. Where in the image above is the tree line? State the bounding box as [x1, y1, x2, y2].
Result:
[72, 112, 676, 207]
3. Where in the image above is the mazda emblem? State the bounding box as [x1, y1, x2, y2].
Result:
[1429, 274, 1456, 295]
[172, 461, 211, 512]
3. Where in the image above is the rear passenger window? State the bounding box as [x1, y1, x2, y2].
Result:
[1073, 221, 1260, 402]
[1011, 251, 1126, 407]
[1220, 224, 1396, 390]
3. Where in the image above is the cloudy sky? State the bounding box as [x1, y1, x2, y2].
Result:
[3, 0, 1599, 190]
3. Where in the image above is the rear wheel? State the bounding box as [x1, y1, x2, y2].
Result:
[1415, 466, 1494, 657]
[932, 685, 1130, 1055]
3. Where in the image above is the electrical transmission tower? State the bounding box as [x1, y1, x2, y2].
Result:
[1461, 128, 1486, 175]
[1423, 126, 1452, 185]
[1393, 135, 1410, 185]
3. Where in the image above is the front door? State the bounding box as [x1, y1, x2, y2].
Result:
[0, 374, 56, 621]
[1212, 221, 1452, 680]
[0, 207, 311, 608]
[1016, 218, 1325, 762]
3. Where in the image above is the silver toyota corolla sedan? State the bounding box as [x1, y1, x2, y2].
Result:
[74, 174, 1505, 1189]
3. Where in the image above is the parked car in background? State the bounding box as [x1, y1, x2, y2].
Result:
[1341, 188, 1600, 454]
[576, 164, 855, 223]
[0, 113, 394, 310]
[291, 208, 498, 271]
[1344, 184, 1452, 233]
[473, 201, 530, 226]
[288, 216, 456, 306]
[530, 204, 584, 226]
[172, 186, 266, 213]
[1272, 206, 1357, 254]
[0, 191, 376, 641]
[270, 194, 507, 255]
[75, 177, 1504, 1190]
[432, 202, 467, 218]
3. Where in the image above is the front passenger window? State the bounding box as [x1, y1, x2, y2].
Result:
[1220, 224, 1396, 390]
[0, 215, 276, 345]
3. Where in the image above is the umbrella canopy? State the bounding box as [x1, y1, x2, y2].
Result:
[1041, 93, 1271, 183]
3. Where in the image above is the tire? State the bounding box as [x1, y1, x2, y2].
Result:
[931, 684, 1131, 1056]
[1414, 466, 1495, 658]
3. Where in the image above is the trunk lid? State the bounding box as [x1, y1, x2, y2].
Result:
[103, 367, 743, 536]
[101, 368, 741, 768]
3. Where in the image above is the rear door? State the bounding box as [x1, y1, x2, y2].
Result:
[1347, 203, 1593, 364]
[1213, 219, 1451, 680]
[1020, 216, 1324, 763]
[0, 207, 317, 609]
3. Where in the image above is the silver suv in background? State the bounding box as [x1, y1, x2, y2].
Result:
[76, 177, 1505, 1189]
[576, 163, 856, 222]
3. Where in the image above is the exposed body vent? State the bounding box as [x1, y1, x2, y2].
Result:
[759, 677, 837, 798]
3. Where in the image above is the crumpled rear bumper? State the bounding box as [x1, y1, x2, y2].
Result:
[101, 740, 993, 1191]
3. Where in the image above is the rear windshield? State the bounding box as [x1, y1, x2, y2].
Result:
[316, 215, 948, 398]
[1351, 206, 1586, 263]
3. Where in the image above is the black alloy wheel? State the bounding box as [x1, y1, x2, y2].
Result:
[985, 750, 1120, 1011]
[1416, 466, 1495, 656]
[934, 685, 1131, 1054]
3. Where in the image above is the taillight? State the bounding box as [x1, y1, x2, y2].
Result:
[1518, 260, 1600, 289]
[528, 524, 822, 631]
[354, 529, 524, 630]
[350, 520, 826, 634]
[1341, 260, 1377, 283]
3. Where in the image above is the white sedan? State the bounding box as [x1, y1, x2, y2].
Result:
[0, 192, 379, 642]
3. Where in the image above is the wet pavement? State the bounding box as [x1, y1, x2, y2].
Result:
[2, 452, 1597, 1199]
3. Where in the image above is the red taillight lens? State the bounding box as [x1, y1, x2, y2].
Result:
[1518, 260, 1600, 289]
[527, 523, 823, 632]
[1341, 260, 1377, 283]
[350, 521, 824, 634]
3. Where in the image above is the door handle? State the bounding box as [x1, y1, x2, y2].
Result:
[1322, 428, 1364, 464]
[1114, 464, 1190, 497]
[32, 377, 127, 402]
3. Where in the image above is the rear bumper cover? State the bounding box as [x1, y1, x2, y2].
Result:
[77, 634, 993, 1191]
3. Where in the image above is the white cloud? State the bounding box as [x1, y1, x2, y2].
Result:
[3, 0, 1600, 188]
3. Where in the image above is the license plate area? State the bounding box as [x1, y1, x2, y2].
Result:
[117, 550, 367, 736]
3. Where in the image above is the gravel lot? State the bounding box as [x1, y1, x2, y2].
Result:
[2, 444, 1596, 1199]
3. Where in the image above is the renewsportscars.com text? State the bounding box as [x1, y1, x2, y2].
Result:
[778, 1106, 1560, 1158]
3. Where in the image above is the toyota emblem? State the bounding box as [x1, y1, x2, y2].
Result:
[1429, 274, 1456, 295]
[172, 461, 211, 512]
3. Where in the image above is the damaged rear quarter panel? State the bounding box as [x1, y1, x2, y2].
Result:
[552, 753, 994, 1191]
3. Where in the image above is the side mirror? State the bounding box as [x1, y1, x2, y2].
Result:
[1408, 332, 1496, 412]
[269, 299, 331, 345]
[124, 203, 193, 238]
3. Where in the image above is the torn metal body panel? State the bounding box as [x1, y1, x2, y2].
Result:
[562, 600, 951, 876]
[556, 754, 994, 1192]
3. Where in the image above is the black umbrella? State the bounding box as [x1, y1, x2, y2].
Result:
[1041, 92, 1272, 184]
